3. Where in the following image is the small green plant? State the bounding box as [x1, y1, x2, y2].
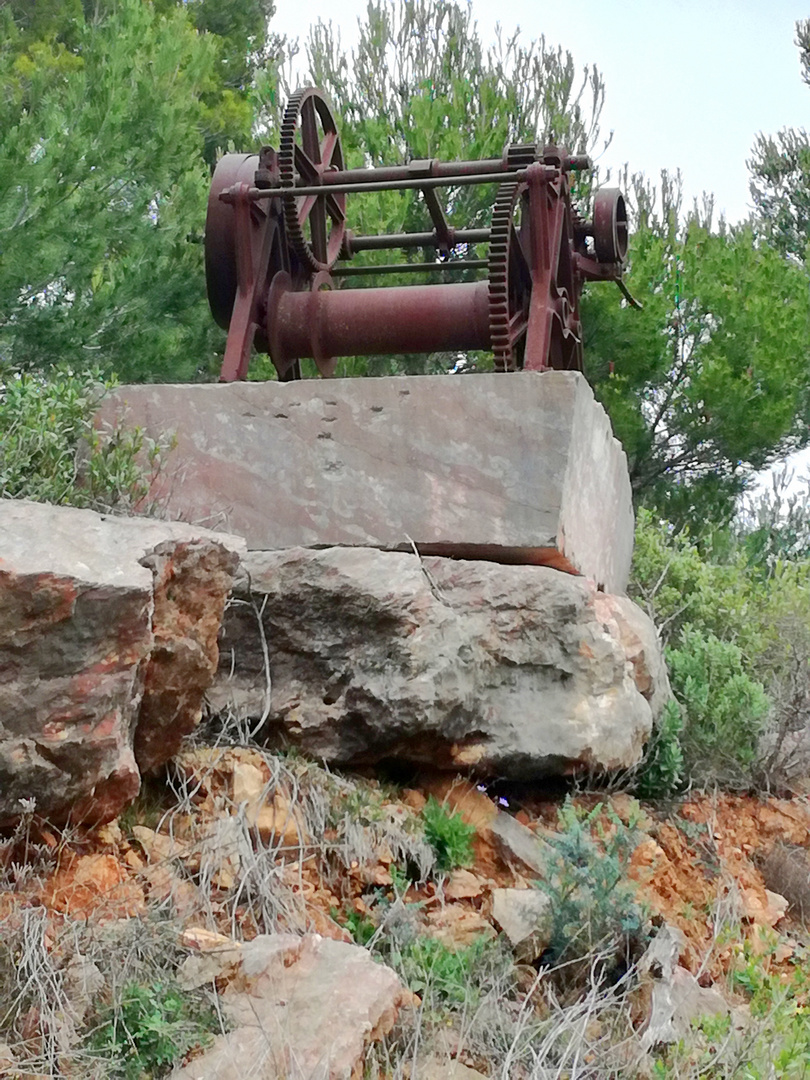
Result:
[392, 935, 500, 1006]
[91, 979, 216, 1078]
[635, 698, 685, 798]
[0, 366, 172, 511]
[335, 907, 377, 947]
[653, 942, 810, 1077]
[421, 797, 475, 872]
[536, 798, 648, 968]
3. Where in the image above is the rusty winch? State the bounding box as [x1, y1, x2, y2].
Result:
[206, 87, 630, 382]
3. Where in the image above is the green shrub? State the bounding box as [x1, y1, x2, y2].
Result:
[91, 979, 216, 1078]
[668, 627, 769, 781]
[536, 798, 648, 967]
[421, 796, 475, 872]
[0, 366, 172, 510]
[631, 509, 810, 791]
[630, 508, 763, 657]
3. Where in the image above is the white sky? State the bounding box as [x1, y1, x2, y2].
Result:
[272, 0, 810, 224]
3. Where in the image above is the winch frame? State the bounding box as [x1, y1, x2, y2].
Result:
[205, 87, 631, 382]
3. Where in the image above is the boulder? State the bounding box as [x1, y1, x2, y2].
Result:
[212, 547, 670, 778]
[638, 925, 729, 1049]
[172, 932, 407, 1080]
[98, 370, 635, 593]
[491, 887, 553, 961]
[0, 500, 243, 823]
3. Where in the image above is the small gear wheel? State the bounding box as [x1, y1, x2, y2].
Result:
[488, 180, 532, 371]
[279, 87, 347, 274]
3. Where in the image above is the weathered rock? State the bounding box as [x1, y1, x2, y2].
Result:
[418, 1057, 489, 1080]
[172, 933, 406, 1080]
[489, 812, 550, 876]
[638, 925, 729, 1049]
[98, 371, 635, 592]
[136, 539, 242, 773]
[212, 547, 669, 778]
[0, 500, 243, 823]
[759, 843, 810, 921]
[491, 887, 552, 961]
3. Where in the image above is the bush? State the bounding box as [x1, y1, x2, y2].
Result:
[421, 796, 476, 872]
[631, 508, 810, 791]
[536, 798, 648, 969]
[0, 366, 171, 511]
[667, 628, 769, 782]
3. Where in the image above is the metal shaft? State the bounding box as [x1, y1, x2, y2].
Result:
[347, 228, 491, 252]
[223, 169, 535, 202]
[270, 281, 492, 363]
[331, 260, 488, 277]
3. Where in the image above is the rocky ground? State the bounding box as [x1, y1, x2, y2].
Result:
[2, 725, 810, 1078]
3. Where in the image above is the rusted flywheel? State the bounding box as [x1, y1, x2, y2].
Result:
[205, 152, 263, 329]
[593, 188, 628, 263]
[279, 87, 347, 273]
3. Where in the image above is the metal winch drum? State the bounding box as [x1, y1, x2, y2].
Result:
[205, 86, 632, 381]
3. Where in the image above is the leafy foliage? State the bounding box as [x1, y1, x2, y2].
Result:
[157, 0, 283, 165]
[91, 979, 216, 1079]
[656, 938, 810, 1077]
[667, 628, 770, 782]
[749, 19, 810, 262]
[392, 934, 502, 1006]
[421, 796, 476, 872]
[0, 0, 226, 381]
[635, 698, 684, 799]
[536, 799, 648, 967]
[631, 509, 810, 790]
[0, 367, 172, 510]
[584, 178, 810, 527]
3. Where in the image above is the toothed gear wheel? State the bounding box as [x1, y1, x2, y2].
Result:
[505, 144, 537, 172]
[279, 87, 346, 274]
[488, 180, 532, 371]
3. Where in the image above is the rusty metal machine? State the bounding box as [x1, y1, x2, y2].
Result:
[205, 87, 630, 382]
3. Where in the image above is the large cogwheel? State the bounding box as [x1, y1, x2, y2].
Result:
[279, 87, 346, 274]
[488, 180, 532, 372]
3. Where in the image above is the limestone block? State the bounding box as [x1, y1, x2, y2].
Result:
[0, 500, 243, 823]
[212, 547, 670, 779]
[98, 371, 634, 593]
[171, 933, 406, 1080]
[491, 887, 553, 960]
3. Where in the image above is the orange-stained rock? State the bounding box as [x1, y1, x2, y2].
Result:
[0, 500, 243, 825]
[42, 853, 145, 921]
[445, 869, 485, 900]
[136, 538, 240, 773]
[424, 904, 496, 949]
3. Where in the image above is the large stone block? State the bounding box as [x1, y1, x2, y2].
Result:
[0, 501, 243, 823]
[99, 371, 634, 593]
[211, 547, 670, 779]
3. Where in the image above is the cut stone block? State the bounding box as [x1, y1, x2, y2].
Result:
[98, 371, 634, 593]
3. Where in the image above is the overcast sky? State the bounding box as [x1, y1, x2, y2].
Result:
[272, 0, 810, 224]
